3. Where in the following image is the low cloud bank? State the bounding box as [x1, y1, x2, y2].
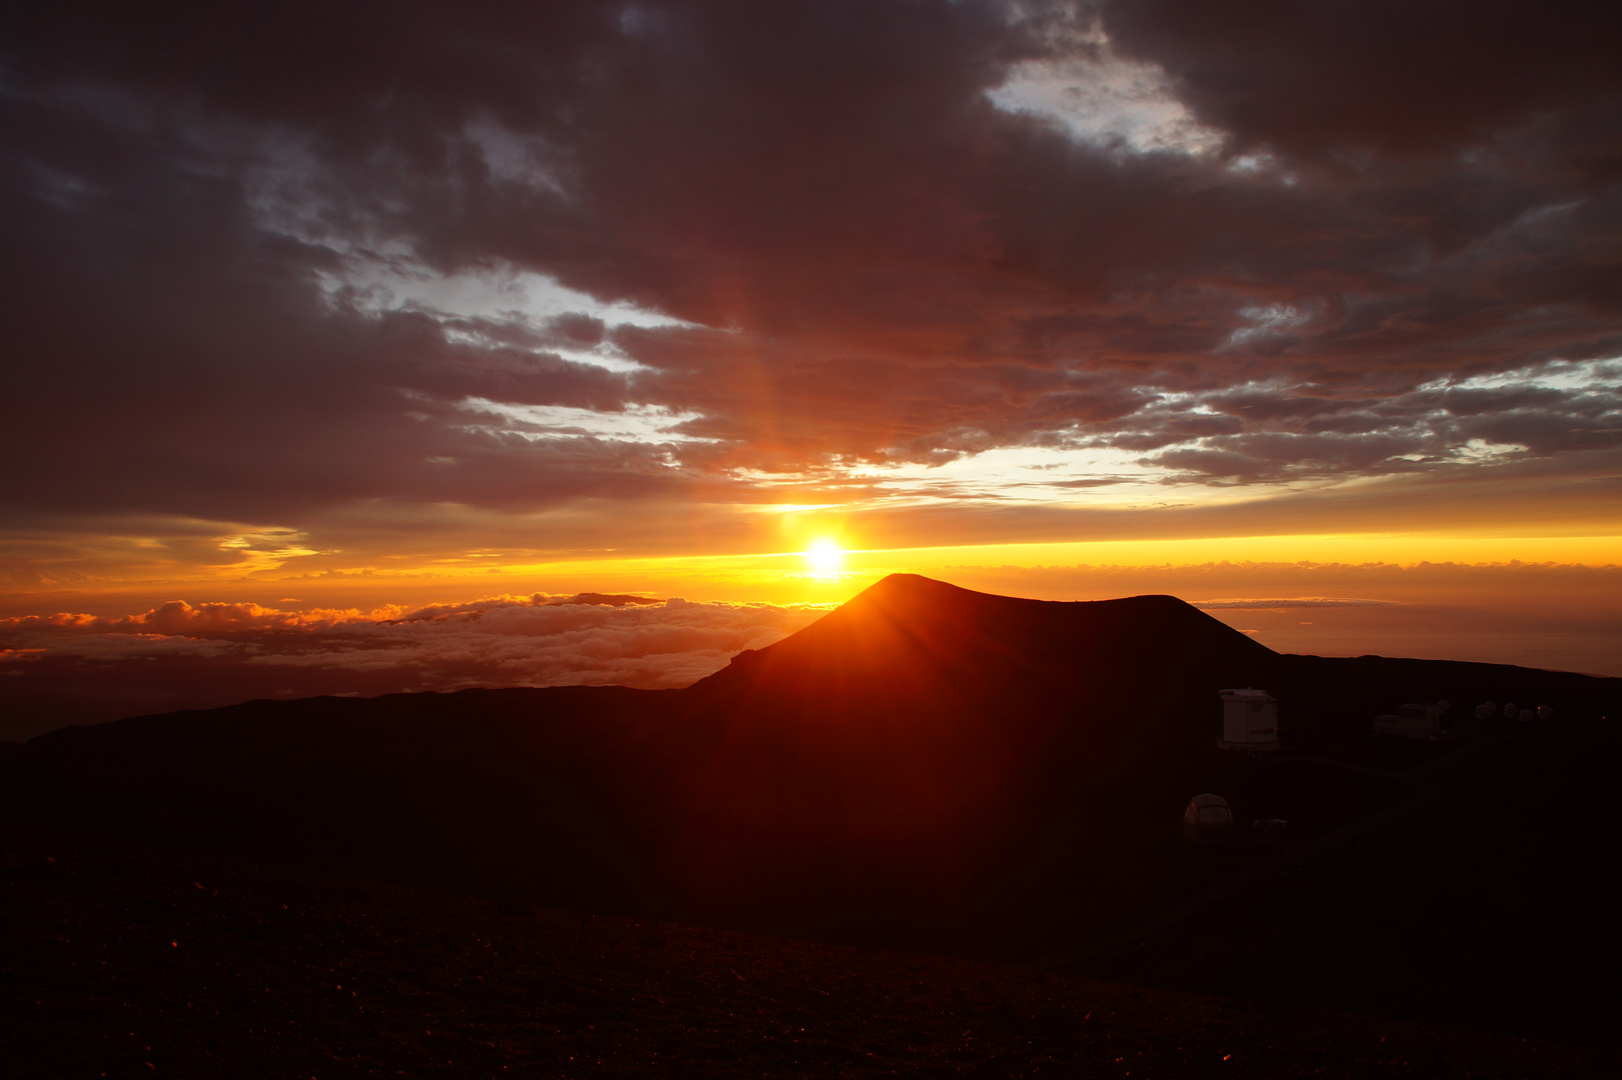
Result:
[0, 593, 827, 741]
[1193, 598, 1402, 610]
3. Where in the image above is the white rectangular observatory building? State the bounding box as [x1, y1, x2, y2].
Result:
[1218, 687, 1280, 751]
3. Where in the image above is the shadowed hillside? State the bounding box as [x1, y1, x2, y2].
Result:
[644, 575, 1287, 942]
[678, 574, 1281, 799]
[3, 574, 1619, 1050]
[694, 573, 1278, 714]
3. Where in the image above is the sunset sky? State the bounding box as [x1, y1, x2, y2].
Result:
[2, 1, 1619, 734]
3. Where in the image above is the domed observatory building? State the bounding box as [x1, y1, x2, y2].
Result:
[1218, 688, 1280, 751]
[1184, 794, 1234, 843]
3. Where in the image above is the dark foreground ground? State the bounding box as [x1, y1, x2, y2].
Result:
[5, 580, 1618, 1077]
[1068, 716, 1622, 1051]
[2, 822, 1615, 1080]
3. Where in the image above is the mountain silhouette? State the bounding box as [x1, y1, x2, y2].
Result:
[3, 574, 1617, 986]
[694, 573, 1277, 729]
[639, 576, 1285, 931]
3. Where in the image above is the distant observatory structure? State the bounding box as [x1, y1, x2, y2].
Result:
[1183, 794, 1233, 843]
[1218, 688, 1279, 751]
[1373, 701, 1449, 740]
[1474, 701, 1551, 722]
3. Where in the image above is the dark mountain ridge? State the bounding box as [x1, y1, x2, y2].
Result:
[684, 576, 1279, 777]
[4, 574, 1619, 1047]
[6, 575, 1613, 924]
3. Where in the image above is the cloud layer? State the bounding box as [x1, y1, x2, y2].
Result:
[0, 593, 824, 741]
[0, 1, 1618, 580]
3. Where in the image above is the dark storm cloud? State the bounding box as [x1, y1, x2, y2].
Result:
[1100, 0, 1622, 160]
[0, 0, 1619, 543]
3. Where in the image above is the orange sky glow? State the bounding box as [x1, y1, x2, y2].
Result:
[3, 2, 1621, 736]
[7, 529, 1619, 677]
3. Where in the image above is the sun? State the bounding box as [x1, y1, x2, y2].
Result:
[805, 538, 845, 576]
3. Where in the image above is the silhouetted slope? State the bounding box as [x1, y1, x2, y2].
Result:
[677, 574, 1283, 816]
[650, 575, 1286, 934]
[10, 686, 676, 909]
[2, 574, 1618, 1030]
[695, 574, 1278, 717]
[0, 576, 1293, 950]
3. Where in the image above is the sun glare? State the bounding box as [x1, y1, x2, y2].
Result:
[805, 538, 845, 576]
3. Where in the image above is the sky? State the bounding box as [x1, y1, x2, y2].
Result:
[2, 1, 1620, 735]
